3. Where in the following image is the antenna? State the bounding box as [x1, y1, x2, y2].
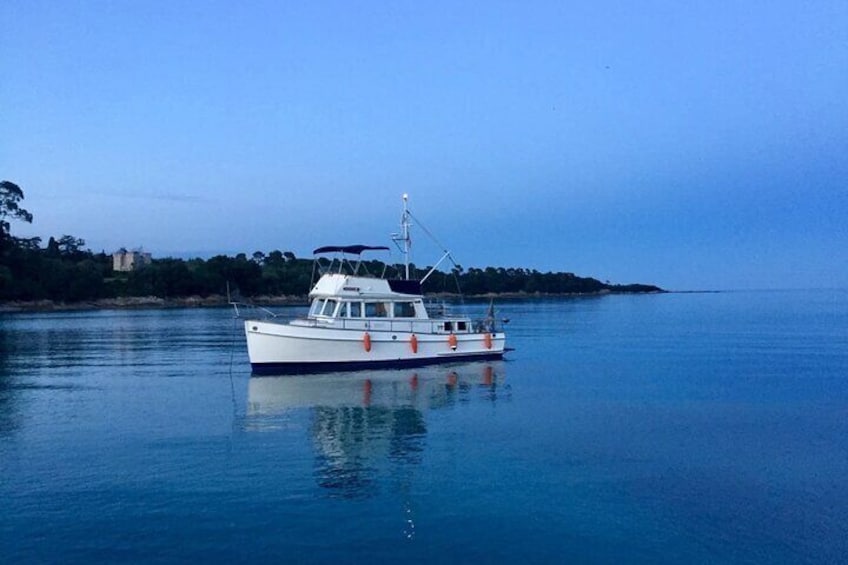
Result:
[392, 194, 412, 280]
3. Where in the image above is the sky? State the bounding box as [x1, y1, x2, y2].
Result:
[1, 1, 846, 290]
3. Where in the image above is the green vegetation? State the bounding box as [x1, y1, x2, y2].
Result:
[0, 181, 662, 306]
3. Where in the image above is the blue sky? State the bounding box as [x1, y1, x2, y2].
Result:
[2, 1, 846, 290]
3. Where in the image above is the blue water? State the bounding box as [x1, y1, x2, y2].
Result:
[1, 291, 847, 563]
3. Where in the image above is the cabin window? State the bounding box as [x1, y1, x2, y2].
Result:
[309, 299, 323, 317]
[444, 321, 453, 332]
[347, 302, 362, 318]
[457, 321, 467, 331]
[394, 302, 416, 318]
[321, 299, 339, 317]
[365, 302, 388, 317]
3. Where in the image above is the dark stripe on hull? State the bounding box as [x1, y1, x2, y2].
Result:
[250, 351, 505, 376]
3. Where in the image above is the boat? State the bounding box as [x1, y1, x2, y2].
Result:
[242, 195, 507, 374]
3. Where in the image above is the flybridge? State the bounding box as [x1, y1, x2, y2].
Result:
[312, 194, 459, 286]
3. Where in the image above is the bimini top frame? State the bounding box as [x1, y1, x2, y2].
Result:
[311, 245, 391, 278]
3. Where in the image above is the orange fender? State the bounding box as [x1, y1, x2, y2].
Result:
[363, 332, 372, 352]
[410, 334, 418, 353]
[483, 333, 493, 350]
[448, 333, 458, 350]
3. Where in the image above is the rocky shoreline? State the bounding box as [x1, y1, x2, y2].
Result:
[0, 295, 300, 313]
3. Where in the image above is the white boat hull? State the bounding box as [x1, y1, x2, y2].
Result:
[245, 319, 506, 374]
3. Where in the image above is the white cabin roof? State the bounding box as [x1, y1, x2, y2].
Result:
[309, 274, 421, 300]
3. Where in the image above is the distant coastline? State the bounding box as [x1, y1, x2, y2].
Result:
[2, 234, 664, 311]
[0, 287, 666, 314]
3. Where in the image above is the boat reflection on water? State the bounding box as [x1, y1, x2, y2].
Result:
[245, 361, 509, 499]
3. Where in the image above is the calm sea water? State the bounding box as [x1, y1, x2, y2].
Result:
[1, 290, 847, 564]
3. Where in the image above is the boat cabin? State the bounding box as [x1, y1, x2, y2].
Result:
[309, 297, 425, 320]
[300, 273, 476, 334]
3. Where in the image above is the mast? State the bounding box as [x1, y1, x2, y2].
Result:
[392, 193, 412, 280]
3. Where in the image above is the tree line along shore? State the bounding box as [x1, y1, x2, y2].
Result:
[1, 180, 662, 312]
[0, 244, 663, 313]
